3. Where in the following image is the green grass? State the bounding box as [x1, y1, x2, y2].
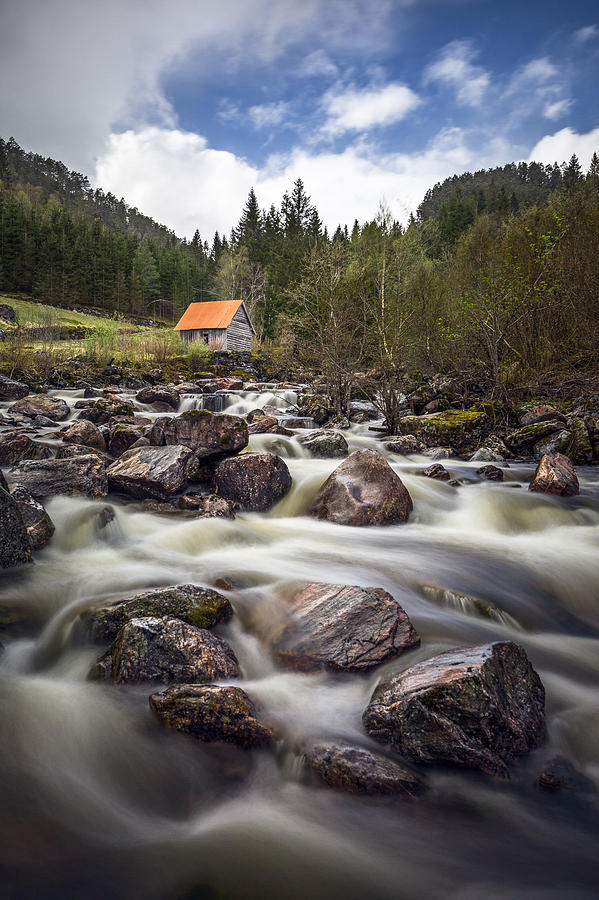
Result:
[0, 295, 149, 331]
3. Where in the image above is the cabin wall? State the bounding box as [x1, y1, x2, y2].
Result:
[226, 305, 254, 350]
[180, 328, 226, 348]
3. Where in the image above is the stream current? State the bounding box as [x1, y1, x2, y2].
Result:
[1, 388, 599, 899]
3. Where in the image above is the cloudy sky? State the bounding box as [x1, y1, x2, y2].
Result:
[1, 0, 598, 239]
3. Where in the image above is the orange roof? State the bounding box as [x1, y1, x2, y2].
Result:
[174, 300, 244, 331]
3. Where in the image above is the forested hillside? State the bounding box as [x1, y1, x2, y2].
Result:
[1, 135, 598, 398]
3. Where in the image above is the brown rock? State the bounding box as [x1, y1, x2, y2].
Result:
[310, 449, 412, 526]
[61, 418, 106, 452]
[150, 684, 274, 748]
[385, 435, 425, 455]
[0, 486, 32, 568]
[303, 742, 425, 796]
[422, 463, 450, 481]
[7, 455, 107, 499]
[107, 444, 197, 499]
[154, 409, 248, 460]
[363, 641, 545, 777]
[247, 415, 279, 434]
[267, 582, 420, 673]
[477, 464, 504, 481]
[78, 397, 135, 425]
[0, 432, 53, 465]
[0, 374, 28, 400]
[136, 386, 180, 408]
[528, 453, 579, 497]
[10, 486, 55, 550]
[10, 395, 70, 421]
[213, 452, 292, 511]
[108, 615, 241, 685]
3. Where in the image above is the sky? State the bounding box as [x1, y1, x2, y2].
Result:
[1, 0, 598, 240]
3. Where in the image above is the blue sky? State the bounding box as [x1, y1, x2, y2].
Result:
[1, 0, 598, 238]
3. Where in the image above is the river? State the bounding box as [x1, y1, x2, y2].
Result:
[1, 388, 598, 899]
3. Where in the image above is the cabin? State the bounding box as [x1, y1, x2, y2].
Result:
[174, 300, 255, 351]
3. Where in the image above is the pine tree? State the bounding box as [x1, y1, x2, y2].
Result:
[563, 154, 582, 190]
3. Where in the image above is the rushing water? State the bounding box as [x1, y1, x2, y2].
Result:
[1, 390, 599, 900]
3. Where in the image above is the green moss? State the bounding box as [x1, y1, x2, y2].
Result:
[182, 408, 212, 419]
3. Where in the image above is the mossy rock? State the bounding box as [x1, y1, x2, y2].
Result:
[505, 420, 565, 454]
[77, 583, 233, 644]
[397, 408, 487, 454]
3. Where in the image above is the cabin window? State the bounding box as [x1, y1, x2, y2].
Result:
[202, 331, 209, 344]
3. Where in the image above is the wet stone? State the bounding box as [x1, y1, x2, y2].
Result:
[302, 741, 426, 796]
[477, 464, 504, 481]
[298, 429, 349, 458]
[363, 641, 545, 777]
[528, 453, 579, 497]
[107, 444, 197, 499]
[7, 454, 107, 499]
[267, 582, 420, 673]
[10, 486, 55, 550]
[422, 463, 451, 481]
[150, 684, 275, 748]
[0, 486, 32, 568]
[107, 615, 241, 686]
[78, 583, 233, 644]
[213, 452, 292, 511]
[10, 395, 70, 421]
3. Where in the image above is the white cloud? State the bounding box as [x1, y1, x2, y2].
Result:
[248, 101, 291, 129]
[95, 125, 513, 238]
[515, 57, 558, 85]
[528, 125, 599, 168]
[0, 0, 396, 170]
[574, 24, 598, 43]
[543, 99, 573, 120]
[424, 40, 490, 107]
[320, 82, 421, 137]
[299, 49, 339, 79]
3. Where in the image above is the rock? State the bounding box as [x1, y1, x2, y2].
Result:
[310, 449, 412, 527]
[107, 444, 197, 499]
[470, 437, 507, 462]
[349, 400, 381, 423]
[0, 487, 32, 568]
[61, 418, 106, 452]
[563, 417, 593, 465]
[519, 404, 565, 427]
[152, 409, 248, 460]
[0, 432, 53, 465]
[213, 452, 292, 511]
[136, 386, 180, 408]
[363, 641, 545, 777]
[107, 616, 240, 685]
[407, 384, 436, 414]
[477, 464, 503, 482]
[107, 423, 145, 457]
[505, 420, 566, 455]
[7, 455, 107, 499]
[179, 493, 236, 518]
[150, 684, 274, 748]
[54, 443, 108, 461]
[422, 447, 452, 460]
[296, 393, 335, 426]
[537, 757, 597, 793]
[328, 414, 351, 430]
[78, 584, 233, 644]
[10, 486, 55, 550]
[267, 583, 420, 673]
[422, 399, 448, 415]
[298, 429, 349, 458]
[422, 464, 450, 481]
[397, 410, 487, 454]
[78, 397, 135, 425]
[247, 415, 280, 434]
[0, 375, 28, 400]
[10, 395, 70, 421]
[528, 453, 579, 497]
[0, 303, 16, 322]
[533, 430, 571, 460]
[303, 742, 425, 796]
[386, 435, 425, 455]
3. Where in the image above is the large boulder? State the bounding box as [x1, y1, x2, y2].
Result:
[0, 487, 32, 568]
[107, 423, 145, 457]
[298, 430, 348, 458]
[363, 641, 545, 777]
[303, 742, 425, 796]
[61, 418, 106, 452]
[108, 616, 240, 685]
[505, 420, 566, 455]
[78, 397, 135, 425]
[247, 415, 280, 435]
[422, 463, 450, 481]
[77, 584, 233, 644]
[267, 582, 419, 673]
[528, 453, 579, 497]
[519, 404, 565, 427]
[213, 452, 292, 511]
[0, 432, 53, 465]
[296, 393, 335, 426]
[0, 303, 16, 322]
[396, 409, 487, 455]
[10, 395, 70, 421]
[152, 410, 248, 460]
[0, 374, 28, 400]
[107, 444, 197, 499]
[10, 486, 55, 550]
[7, 455, 107, 499]
[386, 435, 425, 455]
[309, 449, 412, 526]
[136, 386, 180, 409]
[150, 684, 274, 748]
